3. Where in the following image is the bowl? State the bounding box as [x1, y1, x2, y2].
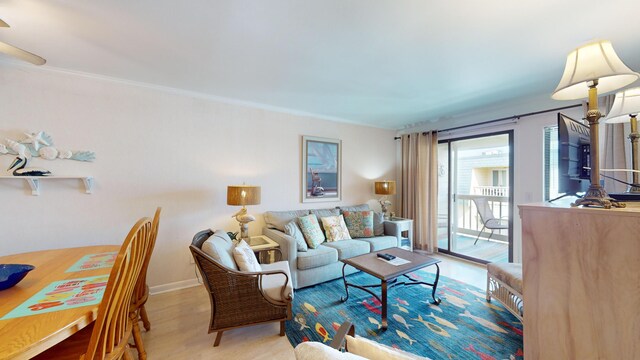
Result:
[0, 264, 35, 290]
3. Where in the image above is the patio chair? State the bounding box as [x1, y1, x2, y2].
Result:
[472, 197, 508, 245]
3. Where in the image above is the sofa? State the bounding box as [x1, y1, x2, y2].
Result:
[262, 204, 402, 289]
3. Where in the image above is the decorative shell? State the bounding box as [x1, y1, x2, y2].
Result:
[39, 146, 59, 160]
[57, 149, 73, 159]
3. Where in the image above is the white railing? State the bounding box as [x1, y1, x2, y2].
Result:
[454, 194, 509, 242]
[473, 186, 509, 197]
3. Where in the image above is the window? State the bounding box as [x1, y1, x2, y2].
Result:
[492, 169, 508, 187]
[544, 125, 559, 201]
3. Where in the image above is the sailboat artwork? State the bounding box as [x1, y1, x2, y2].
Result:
[1, 131, 95, 176]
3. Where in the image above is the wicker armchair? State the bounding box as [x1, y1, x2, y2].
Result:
[190, 229, 293, 347]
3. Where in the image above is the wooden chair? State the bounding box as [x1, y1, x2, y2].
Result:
[190, 229, 293, 347]
[130, 207, 162, 360]
[33, 217, 153, 360]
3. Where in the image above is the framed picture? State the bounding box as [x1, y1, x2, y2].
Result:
[301, 136, 342, 203]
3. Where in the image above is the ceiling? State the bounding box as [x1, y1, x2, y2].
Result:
[1, 0, 639, 130]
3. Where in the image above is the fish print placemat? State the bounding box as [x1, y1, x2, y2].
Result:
[66, 252, 117, 273]
[1, 275, 108, 320]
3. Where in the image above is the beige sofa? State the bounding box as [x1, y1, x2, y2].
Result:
[262, 204, 401, 289]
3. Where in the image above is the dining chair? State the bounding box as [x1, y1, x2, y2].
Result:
[472, 197, 509, 245]
[130, 207, 162, 360]
[33, 217, 153, 360]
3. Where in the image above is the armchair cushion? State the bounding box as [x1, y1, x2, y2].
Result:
[265, 210, 310, 231]
[233, 240, 262, 272]
[294, 342, 366, 360]
[260, 261, 294, 302]
[201, 230, 238, 270]
[321, 215, 351, 242]
[346, 335, 429, 359]
[284, 220, 308, 252]
[298, 214, 326, 249]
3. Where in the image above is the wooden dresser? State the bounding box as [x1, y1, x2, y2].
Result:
[520, 202, 640, 359]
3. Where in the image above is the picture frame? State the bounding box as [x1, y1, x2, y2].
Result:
[301, 136, 342, 203]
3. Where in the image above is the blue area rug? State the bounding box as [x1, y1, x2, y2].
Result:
[285, 269, 523, 359]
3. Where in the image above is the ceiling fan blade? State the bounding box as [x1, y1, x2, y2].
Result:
[0, 19, 9, 28]
[0, 41, 46, 65]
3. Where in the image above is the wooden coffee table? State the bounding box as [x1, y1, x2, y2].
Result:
[340, 248, 441, 330]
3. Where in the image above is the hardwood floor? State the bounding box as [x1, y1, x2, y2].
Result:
[141, 254, 486, 359]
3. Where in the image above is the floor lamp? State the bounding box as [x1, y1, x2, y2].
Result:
[605, 87, 640, 193]
[552, 40, 639, 208]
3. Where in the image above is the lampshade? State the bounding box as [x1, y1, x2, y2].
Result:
[552, 40, 639, 100]
[605, 87, 640, 123]
[227, 185, 261, 206]
[374, 181, 396, 195]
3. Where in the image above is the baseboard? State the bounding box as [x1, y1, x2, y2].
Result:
[149, 278, 201, 295]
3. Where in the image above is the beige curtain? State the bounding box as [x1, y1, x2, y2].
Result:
[599, 94, 629, 193]
[400, 131, 438, 253]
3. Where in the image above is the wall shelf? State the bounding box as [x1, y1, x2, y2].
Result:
[0, 176, 94, 195]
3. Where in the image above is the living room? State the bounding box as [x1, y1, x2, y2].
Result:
[1, 1, 639, 359]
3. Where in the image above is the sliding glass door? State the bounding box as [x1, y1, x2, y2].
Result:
[437, 131, 513, 263]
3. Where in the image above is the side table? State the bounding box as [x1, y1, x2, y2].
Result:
[384, 217, 413, 251]
[247, 235, 280, 264]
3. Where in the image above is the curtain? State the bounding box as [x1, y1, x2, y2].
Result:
[400, 131, 438, 252]
[600, 94, 629, 193]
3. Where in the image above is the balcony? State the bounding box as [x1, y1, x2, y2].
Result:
[438, 192, 509, 263]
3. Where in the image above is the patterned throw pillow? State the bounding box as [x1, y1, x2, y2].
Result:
[343, 210, 375, 238]
[298, 214, 326, 249]
[232, 240, 262, 272]
[284, 220, 308, 252]
[321, 215, 352, 242]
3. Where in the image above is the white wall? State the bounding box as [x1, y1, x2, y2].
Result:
[0, 64, 397, 289]
[401, 105, 587, 262]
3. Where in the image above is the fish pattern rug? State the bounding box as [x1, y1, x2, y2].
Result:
[285, 269, 523, 359]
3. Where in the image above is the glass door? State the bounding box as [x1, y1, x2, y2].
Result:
[437, 131, 513, 263]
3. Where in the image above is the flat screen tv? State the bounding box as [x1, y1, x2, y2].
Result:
[557, 113, 590, 196]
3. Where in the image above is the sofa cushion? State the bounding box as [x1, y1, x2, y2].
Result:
[285, 220, 308, 252]
[260, 261, 294, 302]
[359, 235, 397, 252]
[343, 211, 375, 238]
[201, 230, 238, 270]
[265, 210, 310, 231]
[338, 204, 371, 212]
[373, 212, 385, 236]
[297, 246, 338, 270]
[323, 240, 370, 260]
[233, 239, 262, 272]
[321, 215, 352, 242]
[298, 214, 326, 249]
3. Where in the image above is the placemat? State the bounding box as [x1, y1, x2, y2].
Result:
[1, 275, 108, 320]
[66, 252, 117, 273]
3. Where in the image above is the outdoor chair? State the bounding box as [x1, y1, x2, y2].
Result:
[189, 229, 293, 347]
[472, 197, 508, 245]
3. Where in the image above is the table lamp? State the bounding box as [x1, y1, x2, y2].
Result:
[375, 180, 396, 219]
[552, 40, 639, 208]
[605, 87, 640, 193]
[227, 185, 261, 240]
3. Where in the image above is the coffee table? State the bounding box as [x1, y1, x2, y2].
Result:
[340, 248, 441, 330]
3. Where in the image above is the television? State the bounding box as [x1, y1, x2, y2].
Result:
[557, 113, 590, 196]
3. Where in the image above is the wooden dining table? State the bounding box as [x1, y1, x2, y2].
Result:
[0, 245, 119, 360]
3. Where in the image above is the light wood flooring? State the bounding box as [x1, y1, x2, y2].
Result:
[141, 254, 487, 359]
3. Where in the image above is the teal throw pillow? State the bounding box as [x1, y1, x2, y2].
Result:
[343, 210, 374, 238]
[284, 220, 308, 252]
[298, 214, 326, 249]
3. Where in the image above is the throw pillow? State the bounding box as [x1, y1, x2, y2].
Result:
[321, 215, 352, 242]
[232, 240, 262, 272]
[346, 335, 428, 360]
[298, 214, 326, 249]
[373, 212, 385, 236]
[343, 211, 374, 238]
[284, 220, 308, 252]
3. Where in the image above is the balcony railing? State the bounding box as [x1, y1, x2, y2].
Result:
[443, 194, 509, 243]
[473, 186, 509, 197]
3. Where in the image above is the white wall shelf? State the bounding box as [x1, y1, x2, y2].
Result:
[0, 176, 94, 195]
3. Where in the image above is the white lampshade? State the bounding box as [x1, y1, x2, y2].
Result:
[552, 40, 639, 100]
[605, 87, 640, 123]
